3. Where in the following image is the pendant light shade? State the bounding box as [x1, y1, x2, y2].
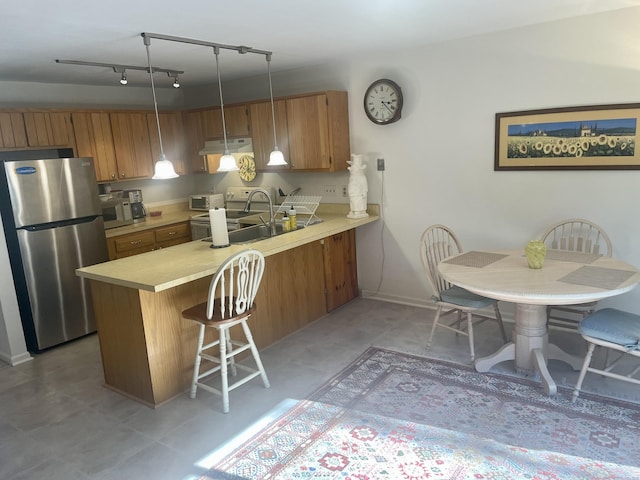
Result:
[144, 36, 179, 180]
[213, 47, 239, 172]
[266, 54, 288, 167]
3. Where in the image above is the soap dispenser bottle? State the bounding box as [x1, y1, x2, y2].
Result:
[282, 211, 291, 232]
[289, 207, 297, 230]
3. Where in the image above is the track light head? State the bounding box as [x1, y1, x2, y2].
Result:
[169, 72, 180, 88]
[120, 71, 128, 85]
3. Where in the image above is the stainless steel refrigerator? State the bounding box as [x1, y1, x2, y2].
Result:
[0, 150, 109, 352]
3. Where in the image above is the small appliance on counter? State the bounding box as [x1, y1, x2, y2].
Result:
[124, 189, 146, 222]
[189, 193, 225, 211]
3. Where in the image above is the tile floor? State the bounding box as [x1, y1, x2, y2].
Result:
[1, 298, 638, 479]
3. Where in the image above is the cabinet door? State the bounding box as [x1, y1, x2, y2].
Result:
[249, 100, 289, 170]
[322, 230, 359, 312]
[72, 112, 118, 182]
[286, 94, 331, 170]
[203, 105, 250, 139]
[24, 112, 74, 148]
[182, 111, 207, 173]
[110, 113, 154, 179]
[147, 112, 186, 175]
[0, 112, 28, 148]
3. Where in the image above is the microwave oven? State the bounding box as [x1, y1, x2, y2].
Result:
[189, 193, 224, 211]
[101, 198, 134, 229]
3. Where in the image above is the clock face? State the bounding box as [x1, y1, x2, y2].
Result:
[364, 79, 403, 125]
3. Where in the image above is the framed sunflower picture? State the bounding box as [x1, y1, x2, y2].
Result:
[494, 103, 640, 170]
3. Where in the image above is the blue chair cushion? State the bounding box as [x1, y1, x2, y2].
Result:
[579, 308, 640, 351]
[439, 285, 496, 309]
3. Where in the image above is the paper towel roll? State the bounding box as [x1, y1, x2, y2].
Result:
[209, 208, 230, 248]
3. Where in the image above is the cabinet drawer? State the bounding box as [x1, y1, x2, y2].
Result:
[155, 222, 190, 243]
[113, 231, 155, 253]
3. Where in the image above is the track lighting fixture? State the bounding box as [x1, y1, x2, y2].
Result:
[170, 72, 180, 88]
[140, 32, 286, 172]
[143, 36, 179, 180]
[55, 59, 183, 87]
[266, 54, 287, 166]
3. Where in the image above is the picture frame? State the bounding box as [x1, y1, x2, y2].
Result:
[494, 103, 639, 170]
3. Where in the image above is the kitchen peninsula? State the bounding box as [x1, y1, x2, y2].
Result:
[77, 206, 379, 407]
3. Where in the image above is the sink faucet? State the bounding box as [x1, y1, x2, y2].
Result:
[243, 188, 276, 236]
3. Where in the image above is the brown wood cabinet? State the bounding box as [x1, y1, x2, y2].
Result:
[181, 110, 207, 173]
[285, 91, 350, 171]
[107, 221, 192, 260]
[0, 112, 28, 148]
[322, 229, 359, 311]
[109, 112, 154, 180]
[23, 112, 75, 149]
[249, 99, 289, 170]
[147, 112, 186, 175]
[203, 105, 250, 139]
[72, 112, 118, 182]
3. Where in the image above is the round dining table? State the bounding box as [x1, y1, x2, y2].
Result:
[438, 248, 640, 395]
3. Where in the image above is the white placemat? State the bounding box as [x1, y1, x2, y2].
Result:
[546, 249, 602, 264]
[443, 251, 508, 268]
[558, 266, 636, 290]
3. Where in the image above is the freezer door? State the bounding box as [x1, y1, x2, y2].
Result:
[16, 216, 108, 350]
[5, 157, 101, 228]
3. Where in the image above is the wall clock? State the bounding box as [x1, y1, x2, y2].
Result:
[363, 78, 403, 125]
[238, 155, 256, 182]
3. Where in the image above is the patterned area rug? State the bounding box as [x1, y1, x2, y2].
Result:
[197, 347, 640, 479]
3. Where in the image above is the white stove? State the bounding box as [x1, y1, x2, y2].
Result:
[190, 186, 277, 240]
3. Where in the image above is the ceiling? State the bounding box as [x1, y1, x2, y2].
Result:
[2, 0, 639, 88]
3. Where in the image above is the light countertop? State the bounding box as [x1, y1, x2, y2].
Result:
[80, 204, 379, 293]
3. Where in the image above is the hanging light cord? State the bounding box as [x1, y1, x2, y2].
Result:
[214, 47, 230, 154]
[267, 54, 279, 151]
[145, 41, 165, 160]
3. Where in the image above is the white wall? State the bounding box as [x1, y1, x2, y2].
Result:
[2, 7, 640, 361]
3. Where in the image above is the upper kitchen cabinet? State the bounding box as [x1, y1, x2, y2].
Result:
[249, 99, 289, 171]
[23, 111, 75, 149]
[147, 112, 186, 175]
[285, 91, 350, 172]
[109, 112, 154, 180]
[0, 112, 28, 149]
[72, 112, 118, 182]
[182, 110, 207, 173]
[202, 105, 250, 139]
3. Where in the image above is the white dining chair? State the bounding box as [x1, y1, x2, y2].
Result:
[541, 218, 612, 332]
[181, 249, 270, 413]
[571, 308, 640, 403]
[420, 225, 507, 361]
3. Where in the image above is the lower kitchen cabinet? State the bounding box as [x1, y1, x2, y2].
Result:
[107, 221, 191, 260]
[322, 229, 359, 311]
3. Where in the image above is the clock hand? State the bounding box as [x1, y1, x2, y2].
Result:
[382, 102, 394, 114]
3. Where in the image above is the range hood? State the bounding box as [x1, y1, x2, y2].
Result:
[199, 137, 253, 155]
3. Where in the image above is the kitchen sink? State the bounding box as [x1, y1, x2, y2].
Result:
[203, 223, 305, 245]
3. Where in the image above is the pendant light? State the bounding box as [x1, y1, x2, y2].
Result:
[144, 36, 179, 180]
[266, 54, 287, 166]
[213, 47, 239, 172]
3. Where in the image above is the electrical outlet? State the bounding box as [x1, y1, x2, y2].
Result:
[377, 158, 385, 171]
[342, 185, 348, 197]
[323, 185, 337, 195]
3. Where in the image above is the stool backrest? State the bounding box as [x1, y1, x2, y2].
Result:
[206, 249, 265, 320]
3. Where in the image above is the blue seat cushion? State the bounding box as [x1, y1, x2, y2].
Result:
[579, 308, 640, 351]
[439, 285, 496, 309]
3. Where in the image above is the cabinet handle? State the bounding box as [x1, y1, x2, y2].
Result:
[130, 240, 142, 245]
[111, 173, 116, 179]
[168, 231, 176, 235]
